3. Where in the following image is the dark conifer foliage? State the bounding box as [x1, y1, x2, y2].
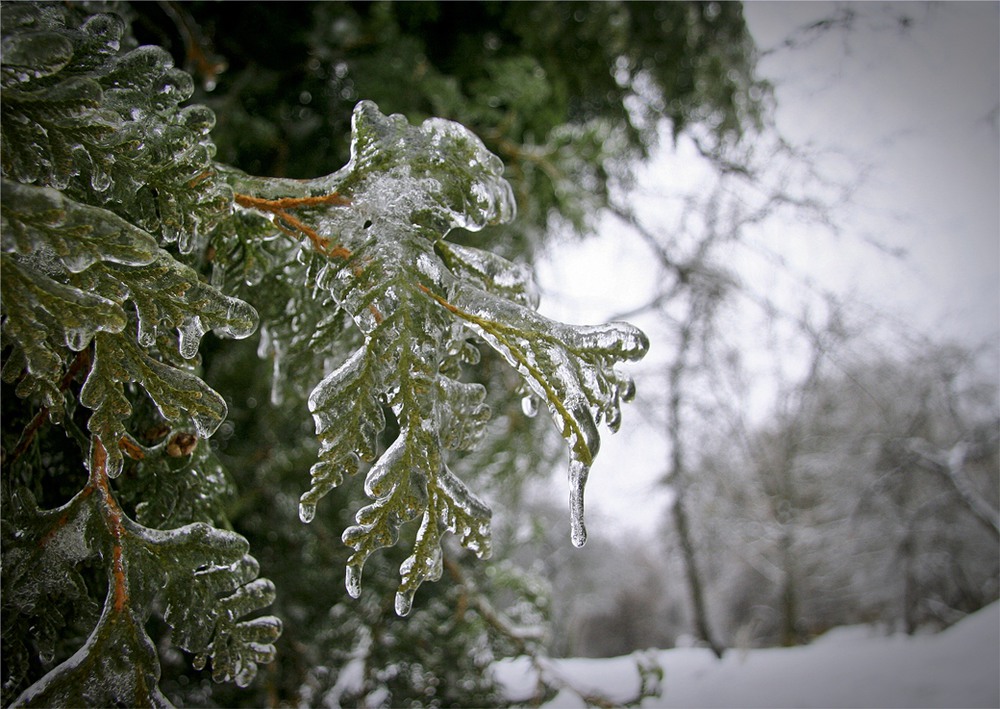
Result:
[1, 2, 764, 705]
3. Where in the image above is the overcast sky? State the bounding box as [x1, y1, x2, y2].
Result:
[533, 2, 1000, 539]
[744, 1, 999, 345]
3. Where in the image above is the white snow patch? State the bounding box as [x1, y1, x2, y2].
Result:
[494, 602, 1000, 708]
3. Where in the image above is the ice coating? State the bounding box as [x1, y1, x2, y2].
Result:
[338, 100, 516, 235]
[436, 466, 493, 559]
[362, 436, 406, 500]
[308, 348, 366, 417]
[436, 241, 539, 308]
[563, 321, 650, 362]
[0, 31, 74, 82]
[9, 598, 170, 708]
[569, 459, 590, 548]
[1, 180, 160, 272]
[135, 305, 158, 347]
[90, 164, 112, 192]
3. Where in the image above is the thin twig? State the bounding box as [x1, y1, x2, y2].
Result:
[233, 191, 352, 258]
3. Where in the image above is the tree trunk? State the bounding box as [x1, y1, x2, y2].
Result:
[777, 528, 802, 645]
[671, 490, 725, 658]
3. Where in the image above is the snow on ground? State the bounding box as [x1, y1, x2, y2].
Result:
[494, 602, 1000, 708]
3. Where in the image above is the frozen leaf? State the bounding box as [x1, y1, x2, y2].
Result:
[1, 489, 102, 698]
[7, 443, 280, 705]
[147, 528, 282, 687]
[0, 5, 280, 703]
[81, 330, 230, 477]
[1, 5, 229, 250]
[1, 183, 256, 437]
[228, 101, 645, 610]
[92, 250, 259, 356]
[116, 438, 236, 529]
[302, 347, 385, 523]
[0, 183, 154, 412]
[1, 252, 125, 363]
[442, 282, 648, 545]
[10, 599, 171, 709]
[189, 559, 282, 687]
[1, 180, 159, 272]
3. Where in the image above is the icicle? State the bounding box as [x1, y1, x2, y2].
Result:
[569, 458, 589, 548]
[210, 261, 226, 288]
[244, 254, 265, 286]
[345, 564, 363, 599]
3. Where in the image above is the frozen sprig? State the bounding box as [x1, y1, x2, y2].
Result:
[1, 5, 276, 703]
[5, 443, 280, 707]
[229, 101, 647, 612]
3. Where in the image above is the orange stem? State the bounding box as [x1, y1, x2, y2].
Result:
[90, 437, 129, 613]
[233, 191, 353, 259]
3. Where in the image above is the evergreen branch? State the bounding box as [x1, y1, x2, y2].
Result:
[8, 437, 281, 705]
[225, 101, 647, 610]
[1, 5, 654, 699]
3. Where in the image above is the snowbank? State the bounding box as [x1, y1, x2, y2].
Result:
[494, 602, 1000, 708]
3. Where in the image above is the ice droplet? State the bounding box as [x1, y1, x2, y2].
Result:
[298, 501, 316, 524]
[394, 590, 414, 617]
[136, 314, 157, 347]
[65, 327, 92, 352]
[180, 104, 216, 135]
[606, 405, 622, 432]
[520, 394, 539, 418]
[345, 564, 362, 599]
[620, 375, 637, 403]
[569, 459, 589, 548]
[177, 219, 197, 255]
[216, 298, 259, 340]
[177, 316, 206, 359]
[90, 164, 112, 192]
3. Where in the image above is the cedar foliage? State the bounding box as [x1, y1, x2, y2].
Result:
[1, 2, 764, 705]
